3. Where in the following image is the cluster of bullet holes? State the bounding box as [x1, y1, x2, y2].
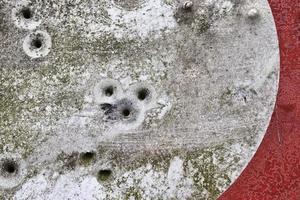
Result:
[12, 3, 52, 58]
[61, 151, 113, 183]
[0, 154, 27, 190]
[94, 79, 157, 128]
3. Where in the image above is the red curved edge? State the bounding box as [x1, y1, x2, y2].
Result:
[219, 0, 300, 199]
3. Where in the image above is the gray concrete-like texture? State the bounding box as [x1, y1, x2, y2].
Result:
[0, 0, 279, 199]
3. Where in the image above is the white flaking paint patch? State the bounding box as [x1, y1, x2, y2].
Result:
[106, 0, 177, 38]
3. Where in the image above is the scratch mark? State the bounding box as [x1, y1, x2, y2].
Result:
[275, 104, 282, 144]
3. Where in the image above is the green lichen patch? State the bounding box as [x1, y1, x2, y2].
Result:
[187, 148, 231, 199]
[124, 186, 143, 200]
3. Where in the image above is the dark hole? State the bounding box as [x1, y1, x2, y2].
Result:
[104, 86, 114, 97]
[82, 152, 95, 159]
[2, 160, 18, 174]
[80, 152, 96, 165]
[122, 108, 131, 117]
[97, 169, 112, 181]
[137, 88, 150, 101]
[31, 38, 42, 49]
[21, 8, 32, 19]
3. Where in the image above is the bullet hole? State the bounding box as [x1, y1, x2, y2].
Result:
[1, 160, 18, 176]
[23, 31, 52, 58]
[103, 86, 114, 97]
[137, 88, 150, 101]
[117, 99, 136, 120]
[121, 107, 131, 117]
[130, 84, 156, 106]
[94, 79, 122, 103]
[31, 38, 42, 49]
[4, 162, 17, 174]
[21, 8, 32, 19]
[12, 4, 41, 30]
[97, 169, 112, 182]
[0, 154, 27, 189]
[79, 152, 96, 165]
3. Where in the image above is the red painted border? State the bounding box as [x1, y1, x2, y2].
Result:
[219, 0, 300, 199]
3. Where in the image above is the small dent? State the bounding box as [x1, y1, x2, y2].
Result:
[79, 152, 96, 166]
[97, 169, 112, 182]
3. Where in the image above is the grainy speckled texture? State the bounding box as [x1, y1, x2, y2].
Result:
[0, 0, 279, 199]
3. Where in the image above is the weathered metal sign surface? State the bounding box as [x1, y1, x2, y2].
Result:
[0, 0, 279, 199]
[220, 0, 300, 199]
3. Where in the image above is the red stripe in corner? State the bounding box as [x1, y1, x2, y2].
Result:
[219, 0, 300, 199]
